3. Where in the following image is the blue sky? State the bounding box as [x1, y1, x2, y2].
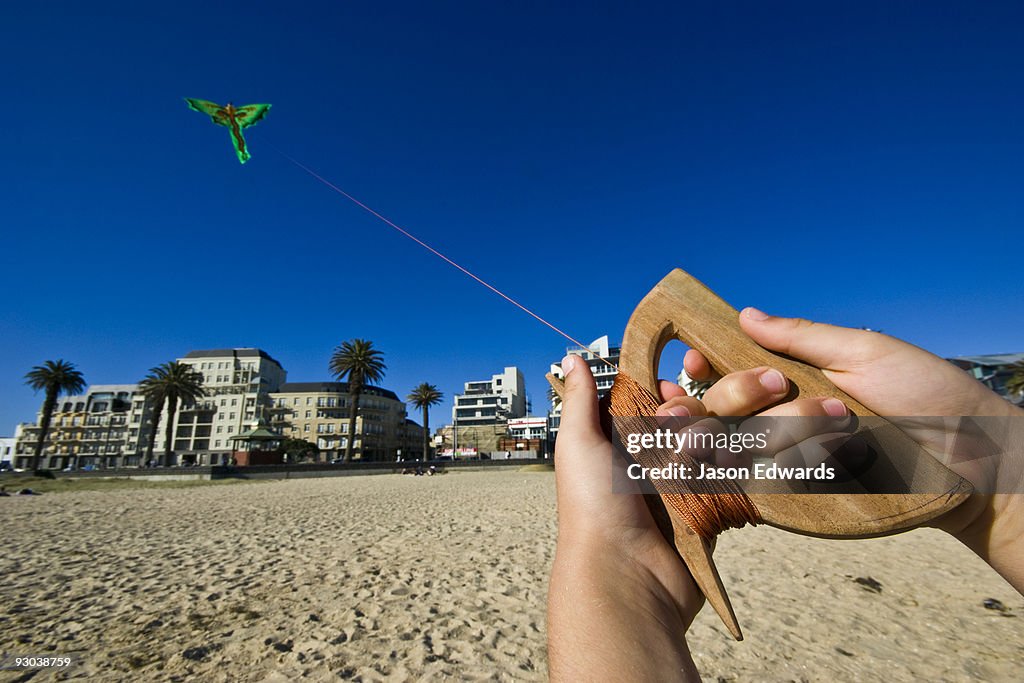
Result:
[1, 1, 1021, 432]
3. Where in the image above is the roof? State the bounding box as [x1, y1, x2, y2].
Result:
[948, 353, 1024, 367]
[229, 427, 281, 441]
[182, 348, 283, 367]
[274, 382, 400, 402]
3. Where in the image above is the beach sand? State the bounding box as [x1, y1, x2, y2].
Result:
[1, 470, 1021, 681]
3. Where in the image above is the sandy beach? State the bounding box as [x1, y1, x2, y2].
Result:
[1, 470, 1021, 682]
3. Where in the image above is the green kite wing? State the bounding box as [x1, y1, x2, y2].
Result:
[184, 98, 272, 164]
[233, 104, 272, 129]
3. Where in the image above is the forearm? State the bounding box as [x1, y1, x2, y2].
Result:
[548, 541, 700, 682]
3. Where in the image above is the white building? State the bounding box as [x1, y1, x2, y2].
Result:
[453, 366, 526, 426]
[547, 336, 621, 444]
[0, 436, 15, 466]
[507, 416, 547, 441]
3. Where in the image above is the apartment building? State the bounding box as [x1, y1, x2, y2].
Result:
[13, 384, 155, 470]
[546, 336, 621, 446]
[268, 382, 424, 461]
[167, 348, 287, 465]
[453, 367, 525, 426]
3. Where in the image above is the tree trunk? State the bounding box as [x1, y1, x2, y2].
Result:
[421, 405, 429, 462]
[344, 385, 361, 462]
[31, 388, 58, 472]
[163, 397, 178, 467]
[144, 399, 164, 467]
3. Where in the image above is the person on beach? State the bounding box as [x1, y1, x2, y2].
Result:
[547, 308, 1024, 681]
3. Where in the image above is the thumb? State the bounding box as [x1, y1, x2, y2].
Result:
[737, 307, 881, 371]
[557, 355, 605, 449]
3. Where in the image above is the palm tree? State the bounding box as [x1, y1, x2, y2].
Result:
[1006, 360, 1024, 401]
[24, 360, 86, 472]
[138, 382, 165, 467]
[407, 383, 443, 462]
[138, 362, 206, 467]
[329, 339, 386, 462]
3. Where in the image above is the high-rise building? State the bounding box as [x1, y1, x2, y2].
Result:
[452, 367, 526, 426]
[436, 367, 526, 455]
[166, 348, 287, 465]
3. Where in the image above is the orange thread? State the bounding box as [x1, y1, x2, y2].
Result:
[607, 372, 761, 539]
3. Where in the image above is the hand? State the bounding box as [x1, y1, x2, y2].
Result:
[547, 353, 842, 681]
[682, 308, 1024, 590]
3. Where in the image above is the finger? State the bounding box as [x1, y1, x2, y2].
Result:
[683, 348, 720, 382]
[700, 366, 790, 416]
[654, 395, 708, 418]
[658, 380, 688, 402]
[556, 355, 605, 453]
[738, 307, 880, 371]
[741, 398, 851, 457]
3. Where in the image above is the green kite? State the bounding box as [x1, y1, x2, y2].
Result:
[185, 98, 272, 164]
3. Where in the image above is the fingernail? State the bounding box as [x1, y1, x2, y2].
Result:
[744, 307, 770, 321]
[663, 405, 691, 417]
[758, 368, 786, 394]
[823, 398, 848, 417]
[561, 355, 577, 375]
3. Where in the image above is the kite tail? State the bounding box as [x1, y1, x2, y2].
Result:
[228, 125, 250, 164]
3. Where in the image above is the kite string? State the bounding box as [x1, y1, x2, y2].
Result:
[267, 142, 617, 369]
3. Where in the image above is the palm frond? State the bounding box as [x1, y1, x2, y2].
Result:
[407, 382, 443, 408]
[329, 339, 387, 388]
[24, 359, 86, 396]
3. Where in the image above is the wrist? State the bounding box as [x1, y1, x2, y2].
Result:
[548, 543, 699, 681]
[949, 410, 1024, 590]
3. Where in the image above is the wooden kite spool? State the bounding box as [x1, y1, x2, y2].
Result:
[549, 269, 972, 640]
